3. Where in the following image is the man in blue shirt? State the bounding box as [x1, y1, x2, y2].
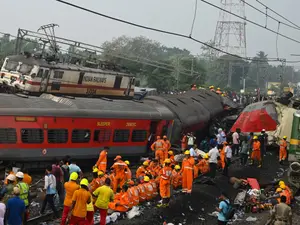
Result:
[6, 187, 26, 225]
[68, 160, 83, 178]
[216, 192, 230, 225]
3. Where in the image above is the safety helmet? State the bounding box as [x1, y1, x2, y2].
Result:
[163, 135, 167, 139]
[114, 155, 122, 161]
[164, 158, 171, 164]
[209, 85, 214, 89]
[168, 151, 173, 155]
[218, 128, 223, 132]
[276, 188, 282, 193]
[279, 181, 285, 186]
[6, 174, 16, 181]
[283, 136, 287, 139]
[125, 160, 130, 165]
[80, 178, 89, 187]
[16, 172, 24, 179]
[184, 150, 190, 155]
[204, 154, 209, 159]
[217, 88, 221, 90]
[253, 136, 258, 140]
[221, 94, 225, 97]
[144, 176, 150, 182]
[157, 136, 161, 139]
[70, 172, 79, 181]
[93, 168, 99, 173]
[280, 184, 286, 190]
[175, 165, 181, 170]
[143, 161, 149, 166]
[98, 170, 104, 176]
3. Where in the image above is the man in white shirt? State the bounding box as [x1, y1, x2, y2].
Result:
[208, 146, 220, 179]
[187, 133, 196, 149]
[232, 128, 240, 156]
[223, 142, 232, 176]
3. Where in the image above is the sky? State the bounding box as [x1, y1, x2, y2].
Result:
[1, 0, 300, 65]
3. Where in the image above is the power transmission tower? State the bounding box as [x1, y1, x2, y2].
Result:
[212, 0, 247, 58]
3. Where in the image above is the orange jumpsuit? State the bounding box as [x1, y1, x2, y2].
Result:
[136, 166, 148, 181]
[279, 140, 287, 161]
[149, 180, 159, 197]
[125, 166, 132, 181]
[220, 148, 226, 169]
[96, 150, 107, 172]
[159, 166, 172, 199]
[181, 157, 195, 193]
[251, 141, 261, 161]
[111, 160, 127, 193]
[193, 165, 199, 179]
[197, 159, 210, 174]
[169, 155, 175, 166]
[151, 140, 165, 165]
[172, 170, 182, 189]
[143, 182, 154, 201]
[277, 190, 291, 205]
[23, 173, 32, 185]
[181, 135, 188, 150]
[148, 162, 161, 178]
[163, 139, 171, 159]
[137, 184, 147, 202]
[109, 191, 130, 212]
[99, 174, 108, 187]
[128, 186, 139, 206]
[89, 178, 100, 193]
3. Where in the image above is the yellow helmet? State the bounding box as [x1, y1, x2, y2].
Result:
[80, 178, 89, 187]
[168, 151, 174, 155]
[93, 168, 99, 173]
[143, 161, 149, 166]
[253, 136, 258, 140]
[164, 158, 171, 164]
[144, 176, 150, 182]
[280, 184, 286, 190]
[70, 172, 78, 181]
[204, 154, 209, 159]
[209, 85, 214, 89]
[217, 87, 221, 90]
[125, 160, 130, 165]
[279, 181, 285, 186]
[221, 94, 225, 97]
[98, 171, 104, 176]
[283, 136, 287, 139]
[276, 188, 282, 193]
[184, 150, 190, 155]
[175, 165, 181, 170]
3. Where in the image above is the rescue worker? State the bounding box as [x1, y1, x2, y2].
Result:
[136, 161, 150, 182]
[111, 155, 127, 193]
[137, 180, 147, 203]
[275, 188, 291, 205]
[250, 136, 262, 168]
[95, 146, 109, 173]
[172, 165, 182, 189]
[163, 136, 171, 160]
[258, 129, 268, 157]
[16, 172, 29, 222]
[89, 167, 100, 193]
[216, 87, 222, 95]
[197, 154, 210, 175]
[270, 195, 292, 225]
[191, 84, 197, 90]
[151, 136, 165, 165]
[149, 159, 161, 178]
[142, 176, 154, 201]
[108, 185, 130, 212]
[219, 144, 226, 170]
[124, 160, 132, 181]
[4, 169, 16, 185]
[279, 136, 288, 164]
[158, 159, 173, 207]
[127, 180, 139, 206]
[68, 178, 91, 225]
[209, 85, 215, 92]
[181, 150, 195, 193]
[98, 170, 108, 187]
[181, 133, 188, 152]
[168, 151, 175, 165]
[1, 174, 16, 204]
[149, 178, 159, 198]
[279, 181, 293, 199]
[61, 172, 79, 225]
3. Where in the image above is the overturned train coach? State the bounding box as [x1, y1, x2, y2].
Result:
[0, 89, 237, 161]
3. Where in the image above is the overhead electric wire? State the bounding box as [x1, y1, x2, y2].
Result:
[189, 0, 198, 37]
[52, 0, 286, 63]
[256, 0, 300, 29]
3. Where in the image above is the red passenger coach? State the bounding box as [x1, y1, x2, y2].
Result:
[0, 94, 173, 161]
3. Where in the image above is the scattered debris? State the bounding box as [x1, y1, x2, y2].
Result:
[127, 206, 142, 219]
[189, 206, 193, 211]
[245, 216, 257, 222]
[208, 211, 219, 217]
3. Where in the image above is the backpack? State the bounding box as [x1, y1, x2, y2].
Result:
[223, 200, 236, 220]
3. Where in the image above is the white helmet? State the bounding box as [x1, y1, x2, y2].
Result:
[218, 128, 223, 133]
[16, 172, 24, 179]
[6, 174, 16, 181]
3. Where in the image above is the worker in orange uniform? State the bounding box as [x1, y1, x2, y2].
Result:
[216, 87, 222, 95]
[197, 154, 210, 175]
[127, 180, 139, 206]
[61, 172, 79, 225]
[172, 165, 182, 189]
[149, 179, 159, 198]
[191, 84, 197, 90]
[136, 161, 150, 183]
[68, 178, 91, 225]
[124, 160, 132, 181]
[275, 188, 291, 205]
[250, 136, 262, 168]
[149, 159, 161, 178]
[181, 134, 188, 152]
[168, 151, 175, 165]
[157, 159, 173, 207]
[181, 150, 195, 194]
[89, 168, 100, 193]
[151, 136, 165, 165]
[219, 143, 226, 170]
[143, 176, 154, 201]
[137, 179, 147, 203]
[111, 155, 127, 193]
[163, 135, 171, 159]
[98, 170, 108, 186]
[279, 181, 293, 199]
[95, 146, 109, 173]
[279, 136, 288, 164]
[23, 169, 32, 185]
[209, 85, 215, 92]
[108, 185, 130, 212]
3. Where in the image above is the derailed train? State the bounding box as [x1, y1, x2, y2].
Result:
[0, 89, 237, 161]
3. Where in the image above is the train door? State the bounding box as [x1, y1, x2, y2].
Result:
[124, 77, 135, 96]
[78, 72, 85, 84]
[147, 121, 159, 151]
[114, 76, 123, 89]
[39, 69, 50, 92]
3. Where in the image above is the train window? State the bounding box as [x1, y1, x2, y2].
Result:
[51, 82, 61, 91]
[48, 129, 68, 143]
[113, 76, 123, 89]
[21, 129, 44, 143]
[0, 128, 17, 144]
[131, 130, 147, 142]
[43, 70, 49, 79]
[37, 69, 44, 78]
[54, 71, 64, 79]
[113, 130, 130, 142]
[94, 129, 111, 142]
[78, 72, 85, 85]
[72, 129, 90, 143]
